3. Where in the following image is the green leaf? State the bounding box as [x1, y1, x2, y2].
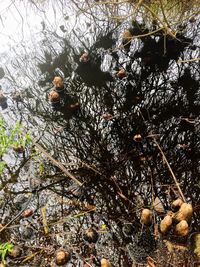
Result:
[0, 242, 14, 263]
[0, 161, 6, 174]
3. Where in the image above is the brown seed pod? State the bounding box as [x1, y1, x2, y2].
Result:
[116, 68, 127, 78]
[83, 228, 98, 243]
[171, 198, 184, 212]
[53, 76, 64, 88]
[175, 220, 189, 236]
[173, 203, 193, 222]
[22, 209, 33, 218]
[49, 91, 60, 103]
[9, 246, 22, 258]
[141, 209, 152, 225]
[160, 215, 172, 234]
[101, 258, 112, 267]
[133, 134, 142, 142]
[55, 250, 70, 266]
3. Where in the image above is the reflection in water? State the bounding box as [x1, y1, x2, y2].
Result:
[0, 1, 199, 266]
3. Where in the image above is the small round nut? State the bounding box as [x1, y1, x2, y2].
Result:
[175, 220, 189, 236]
[141, 209, 152, 225]
[101, 258, 112, 267]
[53, 76, 64, 88]
[171, 198, 184, 212]
[173, 203, 193, 222]
[160, 215, 172, 234]
[55, 250, 70, 266]
[49, 91, 60, 103]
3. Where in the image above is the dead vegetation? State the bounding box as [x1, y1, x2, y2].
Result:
[0, 0, 199, 266]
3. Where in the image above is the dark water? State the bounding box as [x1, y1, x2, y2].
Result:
[0, 1, 199, 266]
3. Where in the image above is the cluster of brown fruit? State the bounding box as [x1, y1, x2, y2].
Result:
[160, 199, 193, 237]
[48, 76, 64, 104]
[140, 198, 193, 237]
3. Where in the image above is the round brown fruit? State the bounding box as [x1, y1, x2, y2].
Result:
[173, 203, 193, 222]
[101, 258, 112, 267]
[171, 198, 184, 212]
[141, 209, 152, 225]
[53, 76, 64, 88]
[55, 250, 70, 266]
[49, 91, 60, 103]
[175, 220, 189, 236]
[160, 215, 172, 234]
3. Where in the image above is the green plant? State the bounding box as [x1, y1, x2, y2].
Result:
[0, 242, 13, 264]
[0, 117, 32, 174]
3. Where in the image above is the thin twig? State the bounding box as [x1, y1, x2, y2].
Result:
[34, 142, 83, 186]
[0, 195, 33, 234]
[153, 139, 186, 202]
[142, 3, 177, 39]
[177, 57, 200, 63]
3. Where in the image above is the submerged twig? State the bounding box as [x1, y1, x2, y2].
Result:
[153, 139, 186, 202]
[34, 142, 83, 186]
